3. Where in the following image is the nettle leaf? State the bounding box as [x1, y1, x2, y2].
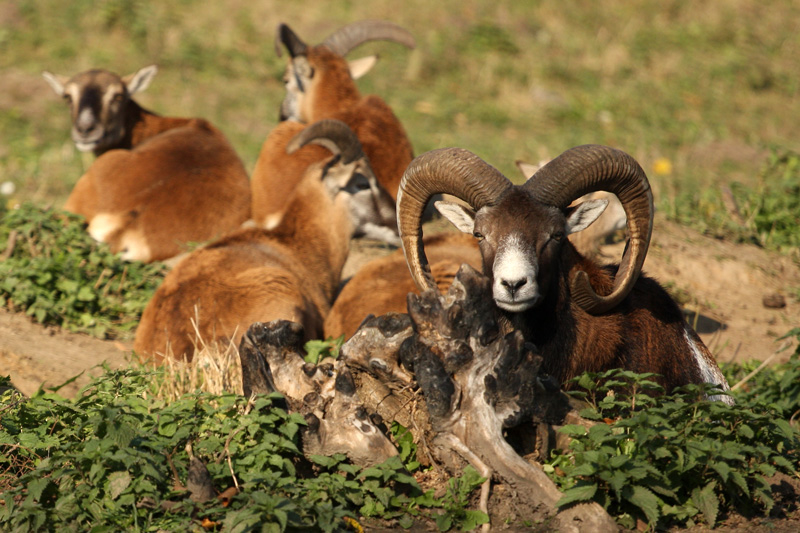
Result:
[569, 463, 598, 478]
[435, 511, 453, 531]
[310, 454, 341, 469]
[771, 455, 796, 472]
[26, 477, 55, 502]
[772, 419, 796, 440]
[108, 471, 132, 500]
[691, 481, 719, 527]
[578, 408, 602, 420]
[729, 470, 750, 496]
[77, 285, 96, 302]
[558, 424, 588, 437]
[460, 509, 490, 530]
[710, 461, 732, 483]
[556, 482, 597, 508]
[624, 485, 660, 525]
[753, 476, 776, 512]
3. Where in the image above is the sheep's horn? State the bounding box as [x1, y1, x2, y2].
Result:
[523, 144, 653, 314]
[397, 148, 512, 292]
[287, 119, 364, 164]
[275, 23, 308, 58]
[321, 20, 415, 57]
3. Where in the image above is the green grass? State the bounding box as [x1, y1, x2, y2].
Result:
[1, 0, 799, 254]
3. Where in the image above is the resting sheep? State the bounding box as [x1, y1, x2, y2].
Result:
[397, 144, 733, 402]
[323, 232, 482, 340]
[134, 119, 393, 362]
[323, 158, 625, 342]
[250, 20, 414, 238]
[42, 65, 251, 262]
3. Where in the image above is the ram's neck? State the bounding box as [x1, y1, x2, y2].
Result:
[307, 51, 362, 120]
[507, 246, 619, 386]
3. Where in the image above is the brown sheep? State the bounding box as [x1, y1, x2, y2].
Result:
[43, 65, 251, 262]
[398, 145, 733, 402]
[134, 120, 396, 362]
[251, 21, 414, 236]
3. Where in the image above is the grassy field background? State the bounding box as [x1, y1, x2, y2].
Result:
[1, 0, 799, 252]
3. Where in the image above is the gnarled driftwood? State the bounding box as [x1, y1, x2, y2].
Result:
[239, 265, 616, 531]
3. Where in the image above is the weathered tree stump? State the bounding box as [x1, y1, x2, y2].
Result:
[239, 265, 616, 531]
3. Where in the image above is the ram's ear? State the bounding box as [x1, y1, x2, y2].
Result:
[123, 65, 158, 95]
[348, 56, 378, 79]
[42, 71, 69, 96]
[514, 160, 539, 179]
[434, 201, 476, 234]
[565, 198, 608, 234]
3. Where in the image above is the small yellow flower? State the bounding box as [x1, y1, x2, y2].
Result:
[343, 516, 363, 532]
[652, 158, 673, 176]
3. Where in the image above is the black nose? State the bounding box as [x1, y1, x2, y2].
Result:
[501, 278, 527, 296]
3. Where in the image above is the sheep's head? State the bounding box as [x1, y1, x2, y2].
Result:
[287, 120, 399, 244]
[397, 145, 654, 314]
[275, 20, 415, 123]
[435, 189, 609, 311]
[42, 65, 157, 153]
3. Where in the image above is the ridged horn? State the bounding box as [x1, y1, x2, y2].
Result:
[275, 23, 308, 58]
[321, 20, 415, 57]
[287, 119, 363, 164]
[523, 144, 653, 314]
[397, 148, 512, 292]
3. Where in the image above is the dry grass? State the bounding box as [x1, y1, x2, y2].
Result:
[143, 320, 244, 402]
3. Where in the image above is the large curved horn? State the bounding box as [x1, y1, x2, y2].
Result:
[398, 148, 512, 292]
[275, 23, 308, 58]
[321, 20, 415, 57]
[287, 119, 364, 164]
[523, 144, 653, 314]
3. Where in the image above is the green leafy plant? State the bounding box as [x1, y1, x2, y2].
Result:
[0, 203, 165, 339]
[546, 369, 800, 530]
[0, 369, 490, 532]
[434, 466, 490, 532]
[390, 422, 422, 472]
[303, 335, 344, 365]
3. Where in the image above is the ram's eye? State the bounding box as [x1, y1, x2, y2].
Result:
[551, 231, 565, 242]
[473, 231, 484, 241]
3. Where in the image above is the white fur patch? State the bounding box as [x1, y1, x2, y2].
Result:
[87, 213, 124, 243]
[263, 212, 283, 230]
[683, 325, 734, 405]
[118, 230, 152, 263]
[492, 233, 539, 310]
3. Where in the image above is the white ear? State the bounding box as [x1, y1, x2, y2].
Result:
[42, 71, 68, 96]
[514, 160, 539, 179]
[123, 65, 158, 95]
[566, 198, 609, 234]
[348, 56, 378, 80]
[434, 201, 476, 234]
